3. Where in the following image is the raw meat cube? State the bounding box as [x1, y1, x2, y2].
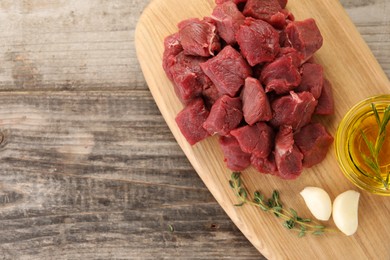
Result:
[270, 9, 294, 29]
[294, 123, 333, 168]
[216, 0, 247, 4]
[175, 99, 210, 145]
[219, 135, 251, 171]
[275, 125, 303, 179]
[251, 153, 277, 174]
[162, 33, 183, 81]
[241, 77, 272, 125]
[295, 63, 324, 99]
[260, 53, 301, 94]
[276, 47, 303, 65]
[203, 95, 243, 136]
[211, 1, 245, 44]
[200, 45, 252, 96]
[178, 18, 221, 57]
[269, 11, 288, 29]
[242, 0, 281, 23]
[230, 122, 274, 158]
[315, 79, 334, 115]
[285, 18, 323, 61]
[202, 83, 221, 108]
[278, 0, 288, 8]
[279, 29, 289, 47]
[236, 18, 280, 66]
[270, 91, 318, 130]
[168, 52, 208, 104]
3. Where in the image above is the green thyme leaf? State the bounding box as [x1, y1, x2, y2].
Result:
[313, 230, 325, 236]
[283, 219, 295, 229]
[297, 217, 311, 222]
[238, 188, 247, 198]
[259, 204, 269, 211]
[298, 231, 306, 238]
[229, 172, 335, 237]
[290, 208, 298, 219]
[232, 172, 240, 180]
[273, 206, 282, 217]
[272, 190, 280, 203]
[314, 225, 326, 229]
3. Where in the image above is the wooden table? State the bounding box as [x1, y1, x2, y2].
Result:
[0, 0, 388, 259]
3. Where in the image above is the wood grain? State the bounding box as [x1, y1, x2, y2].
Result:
[0, 0, 150, 91]
[0, 0, 388, 259]
[136, 0, 390, 259]
[0, 91, 261, 259]
[0, 0, 388, 91]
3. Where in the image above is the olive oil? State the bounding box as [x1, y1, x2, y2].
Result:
[350, 112, 390, 183]
[335, 96, 390, 196]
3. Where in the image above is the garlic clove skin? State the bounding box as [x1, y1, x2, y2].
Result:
[332, 190, 360, 236]
[300, 187, 332, 221]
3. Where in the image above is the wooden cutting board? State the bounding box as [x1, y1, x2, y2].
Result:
[135, 0, 390, 259]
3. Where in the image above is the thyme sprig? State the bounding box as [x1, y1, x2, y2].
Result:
[229, 172, 337, 237]
[360, 103, 390, 190]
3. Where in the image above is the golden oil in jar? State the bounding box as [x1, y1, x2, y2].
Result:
[335, 95, 390, 196]
[349, 110, 390, 183]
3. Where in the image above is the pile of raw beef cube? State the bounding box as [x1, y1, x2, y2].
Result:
[162, 0, 334, 180]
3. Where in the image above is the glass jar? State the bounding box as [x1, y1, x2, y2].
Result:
[335, 95, 390, 196]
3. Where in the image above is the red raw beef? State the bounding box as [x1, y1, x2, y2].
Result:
[268, 12, 287, 29]
[200, 45, 252, 96]
[211, 1, 245, 44]
[202, 83, 221, 108]
[270, 9, 294, 29]
[216, 0, 248, 4]
[163, 0, 333, 180]
[278, 47, 303, 60]
[219, 135, 251, 171]
[315, 79, 334, 115]
[230, 122, 274, 158]
[285, 18, 323, 62]
[175, 99, 210, 145]
[242, 0, 281, 23]
[294, 123, 334, 168]
[203, 95, 243, 136]
[275, 125, 303, 179]
[270, 91, 318, 130]
[162, 33, 183, 81]
[269, 12, 285, 28]
[295, 63, 324, 99]
[236, 18, 280, 66]
[167, 52, 208, 104]
[178, 18, 221, 57]
[241, 77, 272, 125]
[277, 0, 288, 8]
[260, 53, 301, 94]
[251, 153, 277, 174]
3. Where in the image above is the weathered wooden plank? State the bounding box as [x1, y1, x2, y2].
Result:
[0, 205, 261, 259]
[0, 91, 195, 186]
[343, 0, 390, 79]
[0, 0, 388, 91]
[0, 0, 150, 90]
[0, 0, 388, 259]
[0, 91, 263, 259]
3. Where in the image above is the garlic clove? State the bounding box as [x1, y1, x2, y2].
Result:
[332, 190, 360, 236]
[300, 187, 332, 221]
